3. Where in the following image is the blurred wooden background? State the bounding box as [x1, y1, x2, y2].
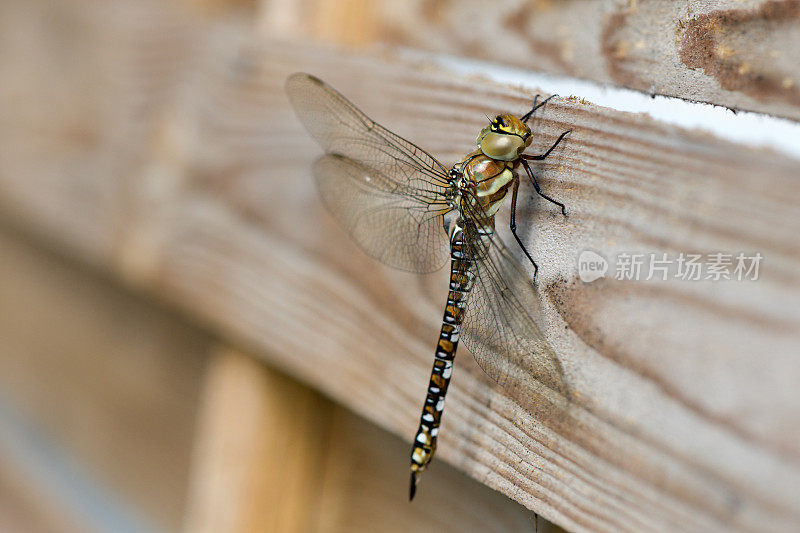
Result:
[1, 0, 799, 532]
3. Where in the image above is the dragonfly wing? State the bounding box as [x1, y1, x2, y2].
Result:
[314, 154, 450, 272]
[287, 73, 452, 272]
[459, 201, 567, 397]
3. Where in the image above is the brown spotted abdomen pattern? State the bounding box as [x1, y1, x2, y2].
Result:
[409, 222, 475, 499]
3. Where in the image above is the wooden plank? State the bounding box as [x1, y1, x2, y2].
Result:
[0, 225, 212, 532]
[182, 348, 333, 532]
[130, 39, 800, 533]
[260, 0, 800, 122]
[1, 2, 800, 531]
[183, 348, 546, 532]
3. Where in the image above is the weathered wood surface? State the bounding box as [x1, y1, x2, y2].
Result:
[262, 0, 800, 122]
[2, 1, 800, 531]
[183, 349, 545, 532]
[0, 222, 541, 533]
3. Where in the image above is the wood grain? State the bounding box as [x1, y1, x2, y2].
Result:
[1, 1, 800, 531]
[183, 348, 546, 533]
[261, 0, 800, 122]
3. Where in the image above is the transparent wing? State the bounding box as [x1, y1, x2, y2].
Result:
[286, 72, 452, 272]
[459, 198, 567, 397]
[313, 154, 450, 272]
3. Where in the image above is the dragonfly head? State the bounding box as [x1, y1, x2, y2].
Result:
[477, 114, 532, 161]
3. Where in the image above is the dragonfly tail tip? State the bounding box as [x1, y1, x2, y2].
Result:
[409, 471, 419, 501]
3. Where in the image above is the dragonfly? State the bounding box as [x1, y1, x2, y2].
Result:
[286, 73, 569, 501]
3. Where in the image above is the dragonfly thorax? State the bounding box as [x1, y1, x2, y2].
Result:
[455, 150, 517, 218]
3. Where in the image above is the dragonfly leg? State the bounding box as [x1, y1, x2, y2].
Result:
[509, 177, 540, 283]
[520, 93, 558, 122]
[521, 158, 567, 216]
[522, 129, 571, 160]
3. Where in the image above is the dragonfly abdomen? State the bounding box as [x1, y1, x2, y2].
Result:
[409, 222, 475, 500]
